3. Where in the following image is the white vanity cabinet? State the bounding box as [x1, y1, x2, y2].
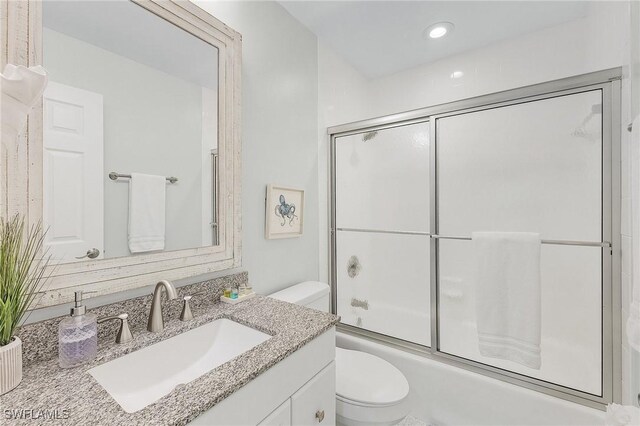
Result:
[290, 362, 336, 425]
[260, 362, 336, 426]
[192, 328, 336, 426]
[259, 400, 292, 426]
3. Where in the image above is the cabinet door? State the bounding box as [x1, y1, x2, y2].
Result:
[291, 362, 336, 426]
[258, 399, 291, 426]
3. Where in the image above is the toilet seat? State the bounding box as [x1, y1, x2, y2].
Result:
[335, 348, 409, 408]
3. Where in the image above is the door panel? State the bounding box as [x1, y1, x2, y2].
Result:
[335, 121, 430, 232]
[435, 90, 604, 396]
[437, 90, 602, 241]
[43, 81, 104, 262]
[438, 240, 602, 395]
[336, 231, 431, 346]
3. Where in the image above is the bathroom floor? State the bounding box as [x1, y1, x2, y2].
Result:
[398, 415, 428, 425]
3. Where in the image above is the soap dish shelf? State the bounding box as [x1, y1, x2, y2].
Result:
[220, 292, 256, 305]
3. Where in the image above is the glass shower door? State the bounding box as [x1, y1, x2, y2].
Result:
[435, 89, 604, 395]
[334, 121, 431, 345]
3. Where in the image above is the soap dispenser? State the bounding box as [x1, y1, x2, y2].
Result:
[58, 291, 97, 368]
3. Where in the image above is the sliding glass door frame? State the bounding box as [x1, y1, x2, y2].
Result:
[328, 68, 622, 410]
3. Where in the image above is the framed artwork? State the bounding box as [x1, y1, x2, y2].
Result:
[265, 184, 304, 239]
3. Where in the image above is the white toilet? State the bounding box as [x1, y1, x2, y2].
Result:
[269, 282, 410, 426]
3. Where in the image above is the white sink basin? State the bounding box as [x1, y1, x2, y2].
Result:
[88, 318, 271, 413]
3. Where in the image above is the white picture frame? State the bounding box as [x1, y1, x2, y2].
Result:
[265, 184, 304, 239]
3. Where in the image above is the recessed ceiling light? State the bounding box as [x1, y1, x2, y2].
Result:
[450, 71, 464, 79]
[423, 22, 454, 39]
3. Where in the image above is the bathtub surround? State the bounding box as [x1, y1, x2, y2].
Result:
[4, 292, 338, 425]
[337, 331, 605, 425]
[319, 0, 638, 413]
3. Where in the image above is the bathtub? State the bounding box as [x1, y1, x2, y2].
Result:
[336, 330, 605, 426]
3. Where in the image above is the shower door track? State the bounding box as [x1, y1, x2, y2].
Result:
[328, 68, 622, 410]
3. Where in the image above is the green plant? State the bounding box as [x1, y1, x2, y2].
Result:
[0, 215, 50, 346]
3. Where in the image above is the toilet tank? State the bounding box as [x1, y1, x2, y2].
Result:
[268, 281, 330, 312]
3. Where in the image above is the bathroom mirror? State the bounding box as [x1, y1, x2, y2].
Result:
[42, 0, 220, 262]
[1, 0, 242, 306]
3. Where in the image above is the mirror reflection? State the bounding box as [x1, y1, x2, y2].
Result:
[42, 0, 220, 263]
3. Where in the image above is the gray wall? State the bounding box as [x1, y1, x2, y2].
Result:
[193, 0, 320, 295]
[31, 1, 320, 321]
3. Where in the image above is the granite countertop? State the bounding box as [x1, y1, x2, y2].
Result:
[1, 296, 339, 425]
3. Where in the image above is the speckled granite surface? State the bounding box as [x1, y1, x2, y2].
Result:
[2, 282, 339, 425]
[18, 272, 248, 367]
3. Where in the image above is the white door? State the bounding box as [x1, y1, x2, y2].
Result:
[43, 81, 104, 263]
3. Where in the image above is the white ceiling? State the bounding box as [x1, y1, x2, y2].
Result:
[279, 1, 589, 78]
[43, 0, 218, 89]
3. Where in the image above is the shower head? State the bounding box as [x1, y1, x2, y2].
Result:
[362, 131, 377, 142]
[572, 104, 602, 141]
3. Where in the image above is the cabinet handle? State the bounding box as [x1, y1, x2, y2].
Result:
[315, 410, 325, 423]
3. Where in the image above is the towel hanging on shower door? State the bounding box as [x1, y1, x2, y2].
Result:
[473, 231, 542, 369]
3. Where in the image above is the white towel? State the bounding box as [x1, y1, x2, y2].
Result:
[473, 231, 542, 369]
[1, 64, 48, 142]
[128, 173, 166, 253]
[628, 115, 640, 353]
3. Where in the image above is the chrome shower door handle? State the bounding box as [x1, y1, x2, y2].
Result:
[76, 248, 100, 259]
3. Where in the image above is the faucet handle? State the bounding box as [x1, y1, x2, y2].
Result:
[179, 291, 207, 321]
[180, 295, 193, 322]
[98, 313, 133, 344]
[180, 295, 195, 321]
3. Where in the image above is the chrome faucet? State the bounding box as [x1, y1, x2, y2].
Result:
[147, 280, 178, 332]
[98, 313, 134, 344]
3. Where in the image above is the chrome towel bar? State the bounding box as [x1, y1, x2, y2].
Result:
[109, 172, 178, 184]
[335, 228, 611, 248]
[430, 234, 611, 248]
[336, 227, 430, 236]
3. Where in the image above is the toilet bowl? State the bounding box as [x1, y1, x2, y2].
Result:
[335, 347, 410, 426]
[269, 282, 411, 426]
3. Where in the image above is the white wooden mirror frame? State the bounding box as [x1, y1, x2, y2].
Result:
[0, 0, 242, 307]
